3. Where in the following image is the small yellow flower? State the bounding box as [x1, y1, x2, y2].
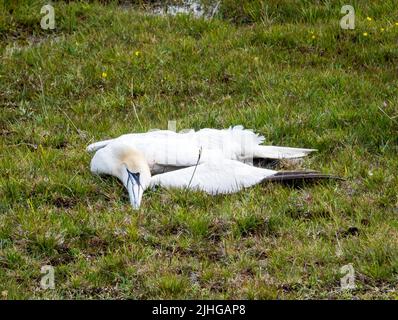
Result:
[101, 72, 107, 78]
[311, 35, 316, 39]
[366, 17, 372, 21]
[363, 32, 368, 37]
[395, 22, 398, 26]
[134, 51, 140, 57]
[381, 28, 385, 32]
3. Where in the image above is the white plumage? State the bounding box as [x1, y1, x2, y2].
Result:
[87, 126, 316, 174]
[150, 159, 277, 195]
[87, 126, 319, 209]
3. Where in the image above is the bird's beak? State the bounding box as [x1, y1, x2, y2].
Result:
[127, 184, 144, 210]
[127, 181, 143, 209]
[125, 169, 143, 209]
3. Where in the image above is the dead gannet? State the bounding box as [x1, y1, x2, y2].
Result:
[87, 126, 317, 175]
[89, 139, 337, 209]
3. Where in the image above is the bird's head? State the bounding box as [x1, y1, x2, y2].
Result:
[90, 142, 151, 209]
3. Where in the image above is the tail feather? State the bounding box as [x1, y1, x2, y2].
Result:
[254, 146, 317, 159]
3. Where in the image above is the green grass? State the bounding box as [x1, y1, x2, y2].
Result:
[0, 0, 397, 299]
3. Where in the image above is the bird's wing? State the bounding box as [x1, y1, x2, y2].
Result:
[91, 134, 224, 173]
[87, 125, 316, 165]
[138, 137, 205, 167]
[189, 126, 263, 160]
[149, 159, 277, 194]
[86, 130, 179, 153]
[253, 145, 317, 159]
[189, 126, 316, 160]
[87, 126, 263, 160]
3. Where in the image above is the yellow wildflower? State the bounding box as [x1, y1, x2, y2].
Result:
[134, 51, 140, 57]
[366, 17, 372, 21]
[363, 32, 368, 36]
[101, 72, 107, 78]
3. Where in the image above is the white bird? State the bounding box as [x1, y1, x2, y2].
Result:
[88, 126, 336, 209]
[87, 126, 316, 174]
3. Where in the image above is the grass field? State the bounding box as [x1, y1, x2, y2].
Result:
[0, 0, 397, 299]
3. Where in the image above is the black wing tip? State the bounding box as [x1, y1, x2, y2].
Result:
[264, 171, 345, 185]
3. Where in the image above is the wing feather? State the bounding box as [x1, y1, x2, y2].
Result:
[150, 159, 276, 194]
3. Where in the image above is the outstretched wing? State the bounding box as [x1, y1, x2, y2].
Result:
[87, 126, 317, 170]
[86, 130, 173, 153]
[89, 133, 225, 174]
[149, 159, 277, 194]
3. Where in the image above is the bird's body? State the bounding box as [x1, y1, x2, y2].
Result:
[87, 125, 316, 174]
[87, 126, 334, 209]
